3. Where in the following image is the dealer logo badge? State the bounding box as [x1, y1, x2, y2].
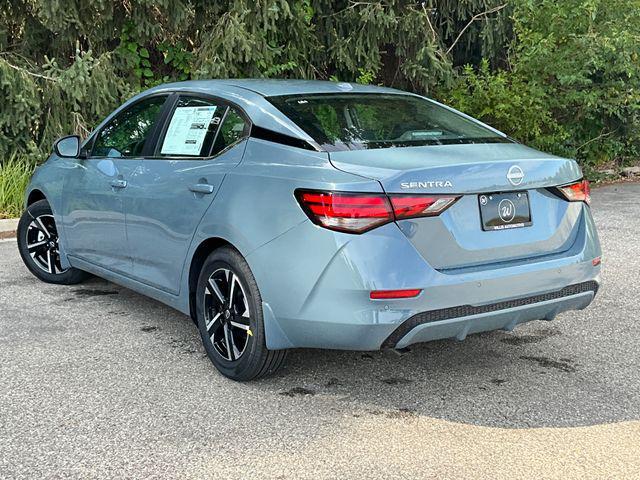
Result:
[498, 199, 516, 222]
[507, 165, 524, 186]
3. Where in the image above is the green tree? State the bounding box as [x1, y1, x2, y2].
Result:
[447, 0, 640, 170]
[0, 0, 512, 161]
[0, 0, 637, 179]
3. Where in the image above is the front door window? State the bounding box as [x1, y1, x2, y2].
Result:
[92, 96, 167, 158]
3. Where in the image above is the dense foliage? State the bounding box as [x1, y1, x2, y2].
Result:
[447, 0, 640, 174]
[0, 0, 638, 215]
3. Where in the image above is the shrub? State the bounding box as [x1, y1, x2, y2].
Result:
[446, 0, 640, 170]
[445, 60, 571, 157]
[0, 155, 36, 219]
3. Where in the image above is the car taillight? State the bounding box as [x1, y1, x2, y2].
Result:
[296, 191, 392, 233]
[296, 190, 460, 233]
[389, 195, 460, 219]
[557, 180, 591, 205]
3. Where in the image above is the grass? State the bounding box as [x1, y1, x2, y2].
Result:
[0, 154, 37, 219]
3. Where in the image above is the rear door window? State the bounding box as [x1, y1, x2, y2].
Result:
[158, 97, 225, 157]
[211, 107, 249, 155]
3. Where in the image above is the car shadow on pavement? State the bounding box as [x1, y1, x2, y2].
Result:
[261, 324, 635, 429]
[89, 270, 635, 430]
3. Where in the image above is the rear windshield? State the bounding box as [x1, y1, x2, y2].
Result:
[267, 93, 509, 151]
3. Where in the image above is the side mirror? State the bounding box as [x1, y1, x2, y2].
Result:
[53, 135, 81, 158]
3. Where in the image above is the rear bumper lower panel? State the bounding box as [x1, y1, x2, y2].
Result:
[384, 281, 598, 349]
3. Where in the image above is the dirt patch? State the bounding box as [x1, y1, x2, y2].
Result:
[501, 328, 560, 346]
[520, 356, 576, 373]
[72, 289, 119, 297]
[386, 407, 417, 419]
[381, 377, 413, 385]
[280, 386, 316, 397]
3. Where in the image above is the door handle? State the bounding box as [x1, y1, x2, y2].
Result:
[110, 179, 127, 189]
[189, 183, 214, 194]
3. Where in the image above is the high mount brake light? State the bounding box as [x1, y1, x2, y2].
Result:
[557, 180, 591, 205]
[296, 190, 460, 233]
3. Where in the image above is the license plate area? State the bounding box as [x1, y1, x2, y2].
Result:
[479, 191, 532, 231]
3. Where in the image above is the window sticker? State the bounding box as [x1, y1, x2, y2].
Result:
[161, 106, 217, 155]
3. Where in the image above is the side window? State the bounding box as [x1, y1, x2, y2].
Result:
[92, 96, 167, 158]
[211, 107, 248, 155]
[159, 97, 225, 157]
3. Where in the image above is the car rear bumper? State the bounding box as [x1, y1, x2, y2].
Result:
[263, 273, 599, 351]
[248, 205, 602, 351]
[386, 281, 597, 349]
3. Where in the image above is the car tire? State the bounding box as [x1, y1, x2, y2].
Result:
[196, 246, 287, 381]
[17, 199, 88, 285]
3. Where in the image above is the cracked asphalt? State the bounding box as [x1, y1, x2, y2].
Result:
[1, 183, 639, 479]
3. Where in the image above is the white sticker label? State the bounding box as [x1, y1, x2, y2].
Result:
[161, 106, 217, 155]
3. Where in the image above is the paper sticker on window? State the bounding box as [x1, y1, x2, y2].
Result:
[161, 106, 217, 155]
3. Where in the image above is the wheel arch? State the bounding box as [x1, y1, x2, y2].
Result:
[188, 237, 235, 321]
[186, 234, 295, 351]
[26, 189, 47, 207]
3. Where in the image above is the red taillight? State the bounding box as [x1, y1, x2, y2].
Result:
[389, 195, 460, 219]
[296, 191, 393, 233]
[558, 180, 591, 205]
[370, 289, 422, 300]
[296, 190, 460, 233]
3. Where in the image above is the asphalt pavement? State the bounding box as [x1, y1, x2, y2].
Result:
[1, 183, 639, 479]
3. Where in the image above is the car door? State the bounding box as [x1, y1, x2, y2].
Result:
[125, 94, 250, 294]
[61, 94, 169, 275]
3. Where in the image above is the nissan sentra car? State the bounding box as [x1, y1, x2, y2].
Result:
[17, 79, 601, 381]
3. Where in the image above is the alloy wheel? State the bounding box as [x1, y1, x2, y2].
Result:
[25, 214, 68, 275]
[203, 268, 252, 361]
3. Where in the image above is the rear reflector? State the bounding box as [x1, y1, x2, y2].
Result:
[592, 256, 601, 266]
[370, 289, 422, 300]
[558, 180, 591, 205]
[296, 190, 460, 233]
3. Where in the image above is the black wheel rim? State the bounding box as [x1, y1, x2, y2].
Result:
[26, 214, 68, 275]
[203, 268, 252, 361]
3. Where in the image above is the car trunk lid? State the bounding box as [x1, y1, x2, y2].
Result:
[329, 143, 585, 270]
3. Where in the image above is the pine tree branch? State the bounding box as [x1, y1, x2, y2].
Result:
[445, 3, 508, 56]
[325, 2, 385, 18]
[1, 58, 56, 82]
[421, 4, 437, 42]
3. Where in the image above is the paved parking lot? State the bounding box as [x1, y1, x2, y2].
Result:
[1, 183, 639, 479]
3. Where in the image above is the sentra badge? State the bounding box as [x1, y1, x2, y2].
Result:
[400, 180, 453, 189]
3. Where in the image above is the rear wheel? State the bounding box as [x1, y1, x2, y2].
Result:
[17, 200, 88, 284]
[196, 247, 287, 381]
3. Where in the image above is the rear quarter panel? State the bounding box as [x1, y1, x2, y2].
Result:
[176, 138, 382, 312]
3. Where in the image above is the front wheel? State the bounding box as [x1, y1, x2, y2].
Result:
[17, 199, 88, 285]
[196, 247, 287, 381]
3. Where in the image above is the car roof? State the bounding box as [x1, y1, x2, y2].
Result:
[154, 79, 406, 97]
